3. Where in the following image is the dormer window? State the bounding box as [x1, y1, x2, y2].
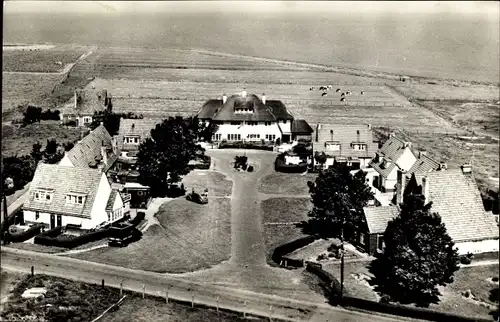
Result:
[66, 192, 87, 205]
[34, 189, 54, 203]
[264, 122, 272, 126]
[325, 141, 341, 151]
[351, 143, 367, 151]
[124, 136, 139, 144]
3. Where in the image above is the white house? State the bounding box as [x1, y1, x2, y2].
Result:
[369, 134, 417, 192]
[313, 123, 379, 170]
[196, 91, 312, 144]
[23, 164, 126, 230]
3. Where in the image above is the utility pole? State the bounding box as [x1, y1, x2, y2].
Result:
[3, 177, 14, 245]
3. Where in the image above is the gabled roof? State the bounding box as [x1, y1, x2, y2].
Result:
[212, 94, 276, 122]
[369, 135, 409, 178]
[105, 190, 118, 212]
[116, 118, 163, 150]
[24, 164, 104, 218]
[291, 120, 313, 134]
[414, 169, 499, 242]
[266, 100, 294, 120]
[314, 124, 378, 159]
[65, 124, 116, 171]
[364, 205, 400, 234]
[406, 153, 441, 177]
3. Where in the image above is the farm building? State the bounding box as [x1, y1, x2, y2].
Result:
[60, 88, 111, 127]
[357, 164, 499, 255]
[196, 90, 313, 144]
[59, 123, 118, 172]
[368, 134, 417, 192]
[312, 123, 379, 170]
[22, 164, 127, 230]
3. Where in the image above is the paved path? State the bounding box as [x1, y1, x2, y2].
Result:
[1, 248, 418, 322]
[460, 259, 499, 268]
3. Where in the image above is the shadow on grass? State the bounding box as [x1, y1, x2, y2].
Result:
[366, 256, 441, 308]
[297, 219, 339, 239]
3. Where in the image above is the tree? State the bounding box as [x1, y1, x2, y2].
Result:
[22, 106, 42, 126]
[31, 142, 43, 163]
[307, 165, 373, 238]
[136, 116, 205, 195]
[89, 110, 121, 136]
[43, 139, 64, 164]
[63, 141, 75, 151]
[314, 151, 328, 169]
[370, 194, 460, 306]
[197, 121, 219, 143]
[2, 155, 37, 193]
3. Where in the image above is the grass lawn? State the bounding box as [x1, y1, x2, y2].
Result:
[323, 261, 379, 301]
[1, 121, 84, 157]
[0, 273, 124, 322]
[181, 170, 233, 197]
[258, 173, 316, 196]
[100, 295, 266, 322]
[71, 198, 231, 273]
[5, 242, 66, 254]
[261, 197, 311, 223]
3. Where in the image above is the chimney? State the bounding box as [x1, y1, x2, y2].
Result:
[419, 150, 427, 158]
[242, 89, 247, 98]
[396, 169, 406, 204]
[101, 140, 108, 166]
[439, 162, 447, 171]
[461, 163, 472, 174]
[422, 176, 429, 203]
[262, 93, 266, 104]
[222, 94, 227, 104]
[367, 124, 372, 130]
[111, 137, 118, 155]
[97, 163, 105, 173]
[404, 142, 412, 148]
[131, 123, 135, 130]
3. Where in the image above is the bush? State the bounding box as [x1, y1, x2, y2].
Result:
[460, 254, 473, 265]
[65, 120, 77, 127]
[247, 165, 254, 172]
[219, 141, 274, 151]
[41, 109, 60, 121]
[8, 223, 44, 243]
[34, 228, 110, 248]
[317, 253, 328, 261]
[22, 106, 42, 125]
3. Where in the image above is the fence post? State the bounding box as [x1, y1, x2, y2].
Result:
[217, 297, 220, 314]
[191, 291, 195, 308]
[165, 287, 169, 303]
[142, 284, 145, 299]
[244, 301, 247, 318]
[269, 305, 273, 322]
[120, 280, 123, 296]
[31, 266, 34, 277]
[102, 279, 105, 289]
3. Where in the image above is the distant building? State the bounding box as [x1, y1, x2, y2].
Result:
[369, 134, 417, 192]
[197, 91, 312, 144]
[23, 164, 126, 230]
[60, 88, 111, 127]
[312, 123, 379, 170]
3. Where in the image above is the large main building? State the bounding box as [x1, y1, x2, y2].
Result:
[197, 90, 313, 144]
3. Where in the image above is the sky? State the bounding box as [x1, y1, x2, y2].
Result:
[3, 1, 499, 19]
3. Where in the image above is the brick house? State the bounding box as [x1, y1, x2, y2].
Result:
[313, 123, 379, 170]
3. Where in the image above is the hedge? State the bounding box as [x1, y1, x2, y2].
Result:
[34, 228, 111, 249]
[306, 262, 343, 299]
[275, 156, 308, 173]
[271, 235, 318, 267]
[342, 296, 493, 322]
[38, 225, 63, 238]
[219, 142, 274, 151]
[0, 207, 23, 237]
[281, 256, 305, 268]
[8, 223, 44, 243]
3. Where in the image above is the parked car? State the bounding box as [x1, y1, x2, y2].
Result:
[186, 188, 208, 204]
[108, 223, 138, 247]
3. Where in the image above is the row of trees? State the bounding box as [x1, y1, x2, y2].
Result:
[22, 106, 60, 126]
[307, 165, 460, 306]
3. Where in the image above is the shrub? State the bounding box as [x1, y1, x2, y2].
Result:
[8, 223, 44, 243]
[380, 294, 391, 304]
[247, 165, 254, 172]
[34, 228, 111, 248]
[317, 253, 328, 261]
[460, 255, 472, 265]
[65, 120, 77, 127]
[492, 277, 499, 282]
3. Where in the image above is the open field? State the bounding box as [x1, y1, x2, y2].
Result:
[2, 73, 63, 118]
[71, 198, 231, 273]
[394, 83, 500, 101]
[323, 261, 499, 320]
[261, 198, 311, 224]
[418, 100, 500, 138]
[2, 44, 92, 73]
[1, 121, 84, 157]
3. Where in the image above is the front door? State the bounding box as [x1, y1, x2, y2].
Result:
[56, 215, 62, 227]
[50, 214, 55, 229]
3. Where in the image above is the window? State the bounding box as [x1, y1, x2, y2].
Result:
[352, 143, 367, 151]
[134, 137, 139, 143]
[264, 122, 272, 126]
[378, 236, 385, 250]
[34, 189, 54, 203]
[212, 133, 222, 141]
[325, 142, 341, 151]
[359, 233, 365, 245]
[265, 134, 276, 141]
[281, 120, 287, 124]
[228, 134, 241, 141]
[83, 117, 92, 123]
[231, 121, 242, 126]
[246, 121, 258, 126]
[247, 134, 260, 139]
[66, 194, 85, 205]
[35, 212, 40, 220]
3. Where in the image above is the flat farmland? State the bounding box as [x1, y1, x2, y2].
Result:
[2, 44, 92, 73]
[1, 73, 63, 119]
[394, 83, 500, 101]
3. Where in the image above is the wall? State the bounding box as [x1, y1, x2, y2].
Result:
[382, 171, 398, 192]
[89, 173, 112, 228]
[368, 233, 379, 255]
[359, 157, 372, 169]
[58, 154, 74, 167]
[215, 121, 282, 141]
[455, 239, 499, 255]
[23, 210, 95, 229]
[277, 120, 291, 134]
[396, 147, 417, 172]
